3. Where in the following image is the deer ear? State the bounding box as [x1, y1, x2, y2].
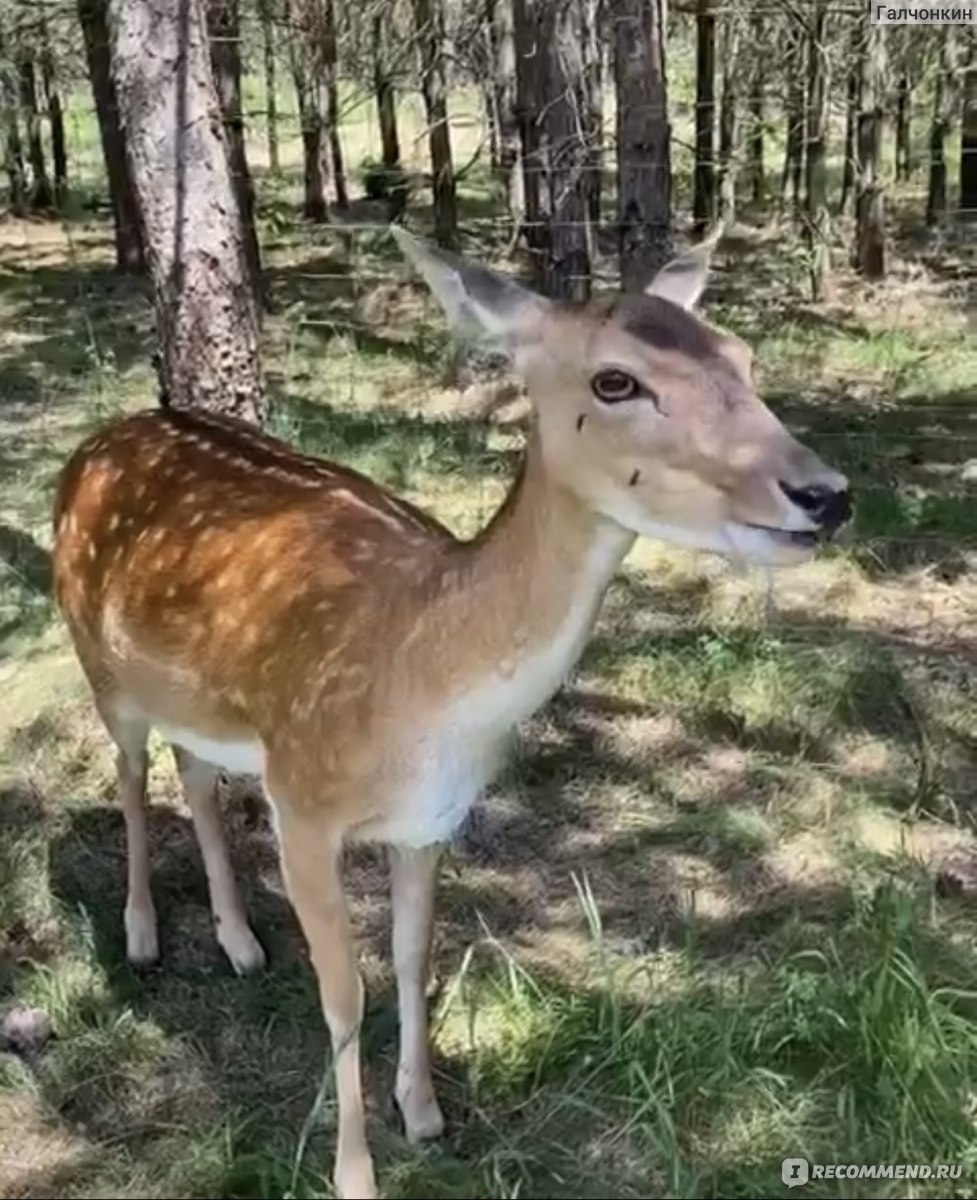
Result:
[644, 224, 724, 311]
[391, 226, 551, 353]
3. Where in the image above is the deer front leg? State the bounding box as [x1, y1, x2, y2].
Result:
[390, 842, 444, 1142]
[276, 811, 377, 1200]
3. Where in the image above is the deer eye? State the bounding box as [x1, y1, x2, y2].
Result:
[591, 369, 643, 404]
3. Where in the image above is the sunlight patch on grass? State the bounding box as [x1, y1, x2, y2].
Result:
[429, 877, 977, 1198]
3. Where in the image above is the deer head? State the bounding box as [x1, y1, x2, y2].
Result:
[393, 226, 852, 567]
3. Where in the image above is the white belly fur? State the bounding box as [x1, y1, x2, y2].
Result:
[156, 724, 265, 776]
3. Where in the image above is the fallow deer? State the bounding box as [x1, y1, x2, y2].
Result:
[51, 228, 851, 1198]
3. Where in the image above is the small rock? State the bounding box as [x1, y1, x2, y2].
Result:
[2, 1006, 54, 1057]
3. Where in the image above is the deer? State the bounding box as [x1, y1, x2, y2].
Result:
[51, 227, 852, 1199]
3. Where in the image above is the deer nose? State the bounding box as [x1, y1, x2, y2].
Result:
[779, 481, 852, 534]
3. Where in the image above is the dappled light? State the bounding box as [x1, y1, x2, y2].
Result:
[1, 5, 976, 1199]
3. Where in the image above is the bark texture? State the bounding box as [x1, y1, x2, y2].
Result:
[782, 20, 804, 210]
[412, 0, 457, 247]
[79, 0, 144, 270]
[962, 55, 977, 216]
[839, 21, 863, 214]
[514, 0, 591, 300]
[855, 24, 886, 278]
[108, 0, 265, 422]
[19, 55, 53, 209]
[258, 0, 280, 173]
[693, 0, 715, 234]
[747, 13, 764, 205]
[804, 0, 830, 300]
[0, 19, 27, 215]
[207, 0, 262, 302]
[40, 16, 68, 203]
[615, 0, 671, 290]
[926, 26, 953, 226]
[487, 0, 521, 232]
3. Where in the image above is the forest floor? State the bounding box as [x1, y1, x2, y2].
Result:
[1, 195, 976, 1199]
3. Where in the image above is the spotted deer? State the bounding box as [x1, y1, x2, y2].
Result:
[51, 228, 851, 1198]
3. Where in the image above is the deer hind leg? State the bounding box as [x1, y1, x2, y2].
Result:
[98, 705, 157, 965]
[390, 842, 445, 1142]
[171, 745, 266, 975]
[274, 805, 376, 1200]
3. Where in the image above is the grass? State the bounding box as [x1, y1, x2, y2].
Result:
[2, 87, 977, 1200]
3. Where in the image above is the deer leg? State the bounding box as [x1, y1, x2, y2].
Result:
[390, 842, 444, 1142]
[171, 745, 266, 974]
[276, 810, 376, 1200]
[100, 707, 157, 965]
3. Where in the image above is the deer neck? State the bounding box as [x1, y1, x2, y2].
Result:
[420, 421, 635, 724]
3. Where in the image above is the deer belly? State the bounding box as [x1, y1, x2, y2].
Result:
[155, 723, 265, 775]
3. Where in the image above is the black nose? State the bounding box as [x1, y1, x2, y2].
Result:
[779, 481, 852, 534]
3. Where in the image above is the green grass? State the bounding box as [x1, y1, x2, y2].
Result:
[2, 75, 977, 1199]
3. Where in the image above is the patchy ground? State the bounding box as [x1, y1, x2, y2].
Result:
[1, 191, 976, 1200]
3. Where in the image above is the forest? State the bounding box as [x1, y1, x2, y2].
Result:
[0, 1, 976, 1198]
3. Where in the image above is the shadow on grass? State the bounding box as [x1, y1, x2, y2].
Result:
[0, 522, 55, 648]
[0, 547, 971, 1197]
[266, 389, 517, 500]
[0, 261, 152, 414]
[25, 773, 977, 1199]
[0, 522, 52, 594]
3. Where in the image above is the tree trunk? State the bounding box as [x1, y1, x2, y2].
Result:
[411, 0, 457, 248]
[615, 0, 670, 290]
[839, 21, 863, 215]
[781, 19, 804, 211]
[513, 0, 591, 299]
[258, 0, 280, 174]
[895, 72, 912, 181]
[513, 0, 543, 279]
[300, 112, 329, 220]
[481, 13, 501, 172]
[207, 0, 262, 306]
[2, 113, 26, 215]
[482, 76, 500, 171]
[79, 0, 143, 270]
[926, 27, 953, 227]
[489, 0, 521, 234]
[107, 0, 264, 422]
[19, 56, 54, 209]
[962, 54, 977, 217]
[855, 25, 886, 279]
[803, 0, 830, 301]
[747, 14, 764, 207]
[374, 13, 400, 169]
[0, 19, 27, 215]
[288, 0, 332, 222]
[693, 0, 716, 235]
[40, 17, 68, 204]
[372, 13, 405, 219]
[327, 68, 347, 208]
[581, 0, 603, 229]
[717, 9, 741, 223]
